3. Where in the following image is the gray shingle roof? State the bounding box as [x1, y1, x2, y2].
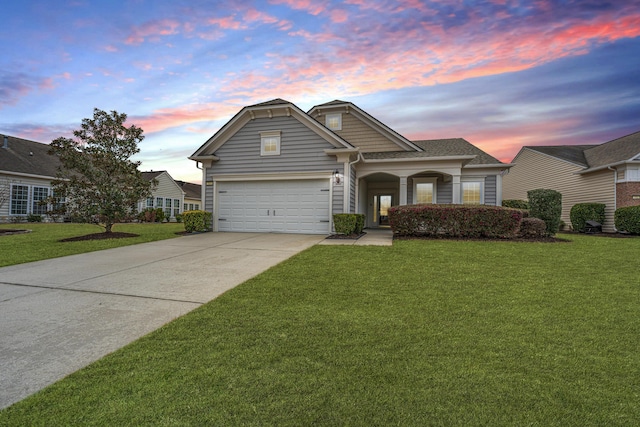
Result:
[248, 98, 291, 107]
[362, 138, 504, 165]
[525, 145, 597, 167]
[141, 170, 164, 181]
[0, 134, 60, 178]
[175, 180, 201, 199]
[583, 130, 640, 170]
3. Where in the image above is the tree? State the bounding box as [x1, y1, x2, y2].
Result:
[49, 108, 155, 233]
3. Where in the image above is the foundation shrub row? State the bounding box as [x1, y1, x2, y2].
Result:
[614, 205, 640, 234]
[570, 203, 606, 232]
[333, 213, 366, 235]
[183, 210, 212, 233]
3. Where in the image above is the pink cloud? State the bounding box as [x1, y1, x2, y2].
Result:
[125, 19, 181, 45]
[269, 0, 326, 15]
[208, 15, 245, 30]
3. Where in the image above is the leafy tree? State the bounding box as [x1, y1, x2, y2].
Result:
[49, 108, 155, 233]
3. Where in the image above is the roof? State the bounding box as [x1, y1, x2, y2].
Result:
[363, 138, 505, 166]
[520, 130, 640, 173]
[141, 170, 165, 181]
[583, 130, 640, 171]
[0, 134, 61, 178]
[523, 145, 597, 167]
[175, 180, 201, 199]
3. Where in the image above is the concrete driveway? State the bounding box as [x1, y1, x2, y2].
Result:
[0, 232, 323, 410]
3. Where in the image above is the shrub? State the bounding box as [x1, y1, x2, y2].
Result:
[27, 214, 42, 223]
[518, 217, 547, 238]
[175, 213, 183, 223]
[354, 214, 365, 234]
[527, 189, 562, 236]
[502, 199, 530, 210]
[183, 210, 212, 233]
[614, 205, 640, 234]
[333, 214, 357, 235]
[570, 203, 606, 232]
[154, 208, 165, 223]
[138, 208, 156, 223]
[388, 204, 525, 238]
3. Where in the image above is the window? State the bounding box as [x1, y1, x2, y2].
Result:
[173, 199, 180, 217]
[183, 203, 188, 211]
[146, 197, 154, 208]
[10, 185, 29, 215]
[164, 198, 172, 218]
[32, 187, 49, 215]
[260, 131, 281, 156]
[188, 203, 194, 211]
[326, 113, 342, 131]
[627, 167, 640, 182]
[462, 181, 483, 204]
[156, 197, 163, 208]
[195, 204, 200, 210]
[52, 192, 65, 213]
[413, 178, 437, 204]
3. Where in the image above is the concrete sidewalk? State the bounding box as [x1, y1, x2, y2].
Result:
[0, 232, 323, 410]
[318, 228, 393, 246]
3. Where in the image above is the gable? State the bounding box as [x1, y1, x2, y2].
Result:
[0, 134, 60, 179]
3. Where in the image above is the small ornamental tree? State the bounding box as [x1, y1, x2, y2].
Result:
[48, 109, 155, 233]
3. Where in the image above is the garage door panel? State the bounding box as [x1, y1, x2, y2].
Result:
[217, 179, 330, 234]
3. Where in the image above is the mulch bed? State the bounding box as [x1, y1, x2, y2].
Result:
[0, 229, 31, 236]
[59, 232, 139, 242]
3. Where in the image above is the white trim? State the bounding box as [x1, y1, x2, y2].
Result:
[260, 130, 281, 156]
[412, 177, 437, 204]
[460, 176, 486, 204]
[211, 171, 334, 181]
[326, 113, 342, 131]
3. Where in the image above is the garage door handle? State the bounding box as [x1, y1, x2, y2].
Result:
[273, 210, 276, 216]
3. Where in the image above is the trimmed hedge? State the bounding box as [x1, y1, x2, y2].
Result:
[528, 189, 562, 236]
[502, 199, 530, 210]
[388, 204, 525, 238]
[518, 217, 547, 238]
[333, 214, 366, 235]
[570, 203, 606, 232]
[614, 205, 640, 234]
[183, 210, 212, 233]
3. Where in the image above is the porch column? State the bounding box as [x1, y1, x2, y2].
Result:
[452, 174, 461, 204]
[399, 176, 408, 205]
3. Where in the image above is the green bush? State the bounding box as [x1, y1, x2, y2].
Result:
[570, 203, 606, 232]
[175, 213, 183, 223]
[333, 214, 357, 235]
[388, 204, 525, 238]
[354, 214, 365, 234]
[183, 210, 212, 233]
[518, 217, 547, 238]
[27, 214, 42, 223]
[527, 189, 562, 236]
[502, 199, 530, 210]
[614, 205, 640, 234]
[154, 208, 165, 223]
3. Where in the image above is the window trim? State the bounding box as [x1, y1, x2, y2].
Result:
[413, 177, 437, 204]
[326, 113, 342, 131]
[260, 130, 281, 156]
[461, 177, 485, 204]
[10, 184, 30, 215]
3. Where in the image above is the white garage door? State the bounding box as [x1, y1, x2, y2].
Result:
[217, 179, 331, 234]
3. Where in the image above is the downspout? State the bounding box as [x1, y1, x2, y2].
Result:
[347, 152, 363, 213]
[608, 166, 617, 232]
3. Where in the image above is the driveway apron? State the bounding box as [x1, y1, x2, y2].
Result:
[0, 232, 323, 410]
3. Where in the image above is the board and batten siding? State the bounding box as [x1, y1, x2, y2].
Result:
[319, 113, 400, 153]
[503, 148, 616, 231]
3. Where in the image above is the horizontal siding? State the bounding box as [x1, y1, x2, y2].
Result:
[485, 175, 497, 205]
[329, 113, 400, 152]
[437, 181, 453, 204]
[0, 174, 53, 219]
[503, 149, 616, 231]
[211, 116, 339, 175]
[150, 174, 183, 201]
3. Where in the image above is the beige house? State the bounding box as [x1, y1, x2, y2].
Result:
[502, 131, 640, 232]
[176, 180, 201, 212]
[139, 171, 186, 221]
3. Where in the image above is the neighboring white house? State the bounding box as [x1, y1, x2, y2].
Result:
[0, 134, 63, 221]
[175, 180, 201, 212]
[139, 171, 186, 221]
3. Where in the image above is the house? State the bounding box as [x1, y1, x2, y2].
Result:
[502, 131, 640, 232]
[189, 99, 512, 234]
[0, 134, 62, 221]
[175, 180, 202, 211]
[139, 171, 186, 220]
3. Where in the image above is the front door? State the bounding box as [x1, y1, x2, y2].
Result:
[373, 194, 393, 226]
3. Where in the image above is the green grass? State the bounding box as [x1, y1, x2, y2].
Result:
[1, 235, 639, 425]
[0, 222, 185, 267]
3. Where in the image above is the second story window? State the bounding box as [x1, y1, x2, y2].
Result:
[260, 131, 281, 156]
[326, 113, 342, 131]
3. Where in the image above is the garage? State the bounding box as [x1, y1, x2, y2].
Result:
[216, 179, 331, 234]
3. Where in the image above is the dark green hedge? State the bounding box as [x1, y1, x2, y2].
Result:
[528, 189, 562, 236]
[570, 203, 605, 232]
[614, 205, 640, 234]
[183, 210, 212, 233]
[388, 204, 525, 238]
[518, 217, 547, 238]
[333, 214, 365, 235]
[502, 199, 530, 210]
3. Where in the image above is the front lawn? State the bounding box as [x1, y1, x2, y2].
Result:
[1, 235, 638, 425]
[0, 223, 185, 267]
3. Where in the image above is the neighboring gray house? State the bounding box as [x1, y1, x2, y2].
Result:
[139, 171, 186, 220]
[189, 99, 512, 234]
[503, 130, 640, 232]
[0, 134, 62, 221]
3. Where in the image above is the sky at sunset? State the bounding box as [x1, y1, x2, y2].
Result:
[1, 0, 639, 183]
